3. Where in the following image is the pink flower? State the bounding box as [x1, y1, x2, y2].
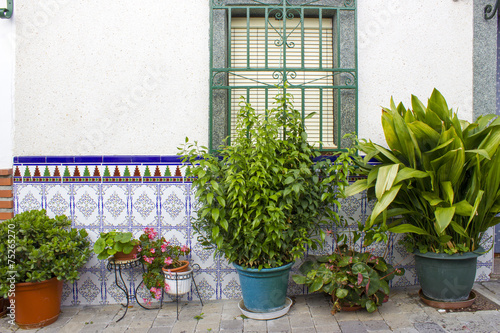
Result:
[164, 257, 173, 265]
[143, 255, 154, 264]
[164, 283, 170, 292]
[133, 254, 137, 259]
[161, 243, 168, 252]
[180, 245, 189, 253]
[150, 248, 155, 254]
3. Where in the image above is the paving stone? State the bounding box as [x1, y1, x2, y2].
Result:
[195, 320, 220, 332]
[287, 302, 310, 315]
[79, 323, 109, 332]
[363, 320, 390, 331]
[380, 312, 413, 330]
[171, 319, 197, 333]
[308, 305, 331, 317]
[289, 313, 314, 328]
[220, 319, 243, 332]
[314, 324, 341, 333]
[311, 314, 338, 327]
[413, 322, 447, 333]
[391, 329, 419, 333]
[148, 327, 173, 333]
[338, 320, 368, 333]
[267, 316, 291, 332]
[356, 310, 383, 321]
[332, 310, 359, 322]
[407, 311, 432, 323]
[243, 319, 266, 332]
[291, 326, 316, 333]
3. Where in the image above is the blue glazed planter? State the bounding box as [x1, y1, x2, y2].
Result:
[233, 262, 294, 313]
[414, 248, 484, 302]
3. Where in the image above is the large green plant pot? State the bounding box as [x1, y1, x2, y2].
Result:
[414, 249, 483, 302]
[233, 262, 293, 313]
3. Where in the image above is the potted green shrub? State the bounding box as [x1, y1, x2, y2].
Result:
[138, 227, 191, 301]
[0, 209, 91, 329]
[93, 230, 140, 261]
[293, 220, 405, 313]
[346, 89, 500, 303]
[179, 90, 351, 315]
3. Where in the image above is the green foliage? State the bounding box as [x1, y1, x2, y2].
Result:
[179, 90, 352, 268]
[293, 244, 404, 313]
[0, 209, 91, 297]
[347, 89, 500, 254]
[138, 227, 190, 300]
[93, 230, 139, 260]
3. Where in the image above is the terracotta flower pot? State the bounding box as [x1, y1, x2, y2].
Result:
[11, 277, 63, 329]
[113, 244, 140, 261]
[162, 260, 190, 273]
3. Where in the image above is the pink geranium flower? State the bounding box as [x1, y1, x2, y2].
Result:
[164, 257, 173, 265]
[180, 245, 189, 253]
[150, 248, 155, 254]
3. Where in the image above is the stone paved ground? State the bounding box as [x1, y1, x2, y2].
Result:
[1, 282, 499, 333]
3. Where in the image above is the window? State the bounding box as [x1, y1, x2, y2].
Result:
[210, 0, 357, 151]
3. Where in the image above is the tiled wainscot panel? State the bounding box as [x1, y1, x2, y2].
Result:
[13, 156, 494, 305]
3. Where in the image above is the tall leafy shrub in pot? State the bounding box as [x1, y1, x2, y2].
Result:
[347, 89, 500, 302]
[180, 91, 351, 313]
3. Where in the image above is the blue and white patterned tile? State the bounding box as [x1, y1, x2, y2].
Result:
[101, 184, 129, 227]
[73, 184, 101, 227]
[61, 281, 74, 306]
[15, 184, 43, 213]
[193, 277, 217, 301]
[191, 242, 216, 267]
[45, 184, 72, 217]
[221, 276, 241, 300]
[130, 184, 158, 227]
[78, 273, 103, 305]
[159, 184, 189, 227]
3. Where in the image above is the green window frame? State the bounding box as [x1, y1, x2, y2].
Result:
[209, 0, 357, 151]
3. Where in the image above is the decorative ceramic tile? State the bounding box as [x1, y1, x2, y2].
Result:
[12, 155, 495, 305]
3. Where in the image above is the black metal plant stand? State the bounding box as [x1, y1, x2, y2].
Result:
[106, 257, 159, 322]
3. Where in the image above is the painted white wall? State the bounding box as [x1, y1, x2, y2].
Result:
[11, 0, 474, 155]
[358, 0, 474, 145]
[0, 15, 14, 168]
[13, 0, 210, 156]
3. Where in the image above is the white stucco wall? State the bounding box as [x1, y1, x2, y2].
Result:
[12, 0, 474, 155]
[358, 0, 474, 145]
[13, 0, 210, 156]
[0, 15, 14, 168]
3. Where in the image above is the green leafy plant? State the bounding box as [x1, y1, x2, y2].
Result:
[293, 219, 404, 314]
[138, 227, 190, 300]
[179, 90, 352, 269]
[346, 89, 500, 254]
[0, 209, 91, 297]
[93, 230, 139, 260]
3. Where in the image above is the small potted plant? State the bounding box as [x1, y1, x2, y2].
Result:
[293, 222, 405, 313]
[93, 230, 140, 261]
[0, 209, 91, 329]
[138, 227, 191, 300]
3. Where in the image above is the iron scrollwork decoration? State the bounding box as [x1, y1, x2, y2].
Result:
[484, 0, 500, 20]
[0, 0, 13, 19]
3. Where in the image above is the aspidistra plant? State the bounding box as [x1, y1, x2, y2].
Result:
[347, 89, 500, 254]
